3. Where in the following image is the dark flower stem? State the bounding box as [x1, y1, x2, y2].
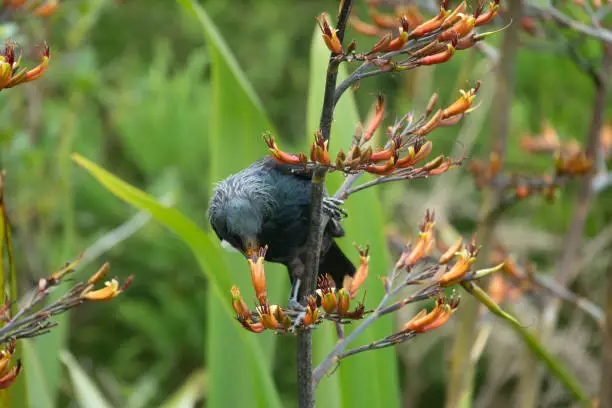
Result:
[298, 2, 353, 408]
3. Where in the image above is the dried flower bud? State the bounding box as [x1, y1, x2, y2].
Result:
[370, 33, 393, 54]
[88, 262, 111, 285]
[439, 236, 462, 264]
[426, 93, 439, 116]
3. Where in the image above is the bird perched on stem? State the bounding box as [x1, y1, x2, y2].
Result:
[208, 156, 354, 306]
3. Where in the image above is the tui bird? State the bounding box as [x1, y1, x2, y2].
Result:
[208, 156, 355, 304]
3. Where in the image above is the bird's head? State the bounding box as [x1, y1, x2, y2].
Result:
[208, 171, 276, 253]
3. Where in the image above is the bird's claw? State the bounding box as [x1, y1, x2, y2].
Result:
[323, 197, 347, 220]
[287, 278, 306, 312]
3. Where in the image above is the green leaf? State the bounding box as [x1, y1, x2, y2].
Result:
[71, 153, 282, 408]
[20, 341, 53, 408]
[60, 350, 113, 408]
[176, 1, 287, 407]
[306, 18, 400, 408]
[159, 368, 207, 408]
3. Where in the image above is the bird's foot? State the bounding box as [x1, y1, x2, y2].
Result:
[322, 197, 347, 220]
[287, 278, 306, 311]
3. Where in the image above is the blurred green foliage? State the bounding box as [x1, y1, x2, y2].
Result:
[0, 0, 610, 407]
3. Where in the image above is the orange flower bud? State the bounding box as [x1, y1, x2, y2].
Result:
[83, 276, 132, 301]
[439, 249, 475, 286]
[263, 133, 305, 165]
[349, 245, 369, 299]
[440, 1, 467, 30]
[257, 303, 281, 330]
[439, 236, 462, 264]
[422, 155, 445, 172]
[237, 317, 265, 333]
[0, 340, 16, 377]
[416, 43, 455, 67]
[366, 157, 396, 175]
[248, 247, 268, 305]
[273, 305, 292, 330]
[363, 95, 385, 142]
[386, 31, 408, 51]
[475, 1, 500, 27]
[317, 274, 337, 313]
[370, 148, 396, 162]
[231, 286, 251, 320]
[0, 360, 22, 390]
[396, 146, 417, 168]
[303, 296, 320, 327]
[408, 7, 447, 39]
[33, 0, 58, 17]
[438, 14, 475, 42]
[404, 229, 434, 266]
[413, 141, 433, 163]
[316, 14, 343, 54]
[402, 296, 459, 333]
[6, 44, 50, 88]
[442, 87, 478, 119]
[416, 110, 443, 137]
[337, 288, 351, 316]
[427, 158, 453, 175]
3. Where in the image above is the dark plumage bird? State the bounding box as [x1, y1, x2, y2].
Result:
[208, 156, 355, 301]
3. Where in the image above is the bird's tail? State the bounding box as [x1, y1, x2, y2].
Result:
[319, 241, 356, 289]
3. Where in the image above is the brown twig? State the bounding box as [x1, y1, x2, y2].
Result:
[299, 2, 353, 407]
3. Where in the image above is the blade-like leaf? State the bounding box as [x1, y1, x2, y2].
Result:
[60, 350, 113, 408]
[159, 368, 207, 408]
[72, 153, 282, 408]
[306, 18, 400, 408]
[176, 1, 286, 407]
